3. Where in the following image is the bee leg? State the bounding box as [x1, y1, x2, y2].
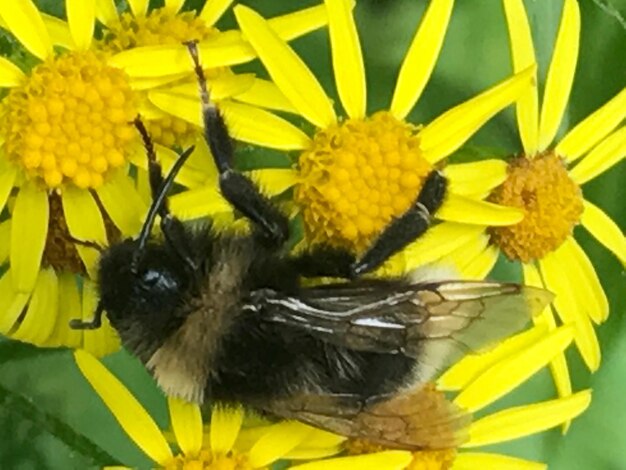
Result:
[292, 246, 356, 279]
[133, 117, 199, 273]
[185, 40, 289, 248]
[350, 170, 448, 277]
[69, 301, 104, 330]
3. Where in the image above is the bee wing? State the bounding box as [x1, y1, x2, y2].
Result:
[258, 280, 552, 382]
[266, 384, 471, 450]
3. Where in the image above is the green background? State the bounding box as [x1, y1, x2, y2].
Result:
[0, 0, 624, 468]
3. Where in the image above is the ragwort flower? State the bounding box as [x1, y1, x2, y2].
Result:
[225, 0, 538, 274]
[449, 0, 625, 399]
[0, 0, 149, 355]
[74, 349, 414, 470]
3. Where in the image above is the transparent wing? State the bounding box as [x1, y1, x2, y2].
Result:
[254, 280, 553, 382]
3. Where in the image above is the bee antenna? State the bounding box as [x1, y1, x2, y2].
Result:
[132, 144, 196, 270]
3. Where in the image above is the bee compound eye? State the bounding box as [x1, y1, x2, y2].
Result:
[139, 268, 179, 292]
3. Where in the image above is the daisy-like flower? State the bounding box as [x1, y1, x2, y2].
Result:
[0, 0, 148, 355]
[0, 0, 330, 353]
[74, 349, 414, 470]
[196, 0, 542, 275]
[103, 0, 332, 150]
[448, 0, 625, 398]
[349, 323, 591, 469]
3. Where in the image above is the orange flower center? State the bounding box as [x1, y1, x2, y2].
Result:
[489, 152, 583, 262]
[165, 449, 257, 470]
[296, 111, 433, 253]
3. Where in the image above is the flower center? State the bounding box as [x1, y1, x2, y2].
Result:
[489, 152, 583, 262]
[42, 193, 120, 274]
[100, 7, 220, 147]
[1, 51, 136, 189]
[296, 111, 433, 253]
[345, 440, 456, 470]
[165, 449, 257, 470]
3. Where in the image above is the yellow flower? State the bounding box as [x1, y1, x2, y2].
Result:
[74, 349, 414, 470]
[212, 0, 538, 274]
[445, 0, 625, 402]
[0, 0, 150, 355]
[104, 0, 332, 150]
[349, 324, 591, 469]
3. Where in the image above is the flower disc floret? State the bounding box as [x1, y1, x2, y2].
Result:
[489, 152, 584, 262]
[296, 111, 433, 253]
[1, 51, 136, 189]
[165, 448, 256, 470]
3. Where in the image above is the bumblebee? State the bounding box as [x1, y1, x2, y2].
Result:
[71, 42, 551, 450]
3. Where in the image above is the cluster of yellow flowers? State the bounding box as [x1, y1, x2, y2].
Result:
[0, 0, 623, 469]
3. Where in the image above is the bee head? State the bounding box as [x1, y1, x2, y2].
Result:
[97, 239, 191, 357]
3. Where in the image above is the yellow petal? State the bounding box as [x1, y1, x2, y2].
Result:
[0, 269, 31, 333]
[109, 45, 193, 78]
[74, 349, 173, 464]
[157, 73, 256, 102]
[390, 0, 454, 119]
[502, 0, 539, 154]
[538, 0, 580, 150]
[0, 0, 53, 59]
[199, 0, 234, 27]
[557, 87, 626, 161]
[210, 404, 244, 455]
[67, 0, 95, 50]
[219, 100, 311, 150]
[461, 245, 500, 280]
[168, 397, 202, 457]
[438, 193, 524, 226]
[128, 0, 148, 17]
[465, 390, 591, 447]
[95, 171, 146, 237]
[267, 3, 333, 42]
[47, 272, 82, 349]
[233, 78, 298, 114]
[0, 57, 26, 87]
[95, 0, 118, 27]
[403, 223, 485, 270]
[234, 5, 336, 128]
[61, 187, 106, 275]
[453, 452, 546, 470]
[283, 446, 343, 460]
[539, 249, 600, 371]
[248, 421, 312, 467]
[0, 164, 18, 214]
[580, 199, 626, 265]
[560, 237, 608, 324]
[521, 262, 572, 402]
[325, 0, 366, 118]
[420, 66, 536, 163]
[42, 12, 73, 49]
[170, 186, 231, 221]
[440, 232, 489, 277]
[11, 267, 57, 345]
[164, 0, 185, 13]
[454, 325, 574, 412]
[11, 183, 49, 293]
[445, 160, 508, 197]
[250, 168, 298, 197]
[570, 126, 626, 184]
[291, 451, 413, 470]
[438, 324, 548, 391]
[0, 220, 10, 264]
[81, 279, 121, 357]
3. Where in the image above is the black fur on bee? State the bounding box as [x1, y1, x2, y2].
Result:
[70, 41, 552, 450]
